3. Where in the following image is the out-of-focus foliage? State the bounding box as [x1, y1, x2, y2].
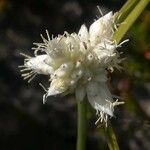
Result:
[124, 10, 150, 81]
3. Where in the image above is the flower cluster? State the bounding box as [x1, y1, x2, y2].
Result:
[19, 11, 127, 125]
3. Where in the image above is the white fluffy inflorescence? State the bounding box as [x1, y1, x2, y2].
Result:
[19, 11, 127, 126]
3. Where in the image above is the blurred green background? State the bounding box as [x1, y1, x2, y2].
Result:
[0, 0, 149, 150]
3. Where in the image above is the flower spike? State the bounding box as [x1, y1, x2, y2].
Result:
[19, 10, 127, 126]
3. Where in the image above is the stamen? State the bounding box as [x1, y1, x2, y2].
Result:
[32, 46, 45, 56]
[97, 5, 103, 16]
[57, 36, 64, 43]
[117, 12, 122, 20]
[101, 111, 104, 122]
[103, 40, 107, 49]
[18, 65, 26, 68]
[95, 117, 101, 125]
[22, 73, 33, 79]
[28, 74, 36, 83]
[105, 115, 108, 127]
[111, 27, 115, 34]
[21, 70, 34, 77]
[20, 53, 31, 59]
[39, 83, 48, 92]
[112, 99, 125, 107]
[40, 34, 48, 43]
[95, 109, 109, 127]
[43, 93, 48, 104]
[46, 30, 50, 41]
[20, 68, 31, 72]
[64, 31, 69, 36]
[118, 39, 129, 47]
[33, 42, 45, 45]
[113, 23, 118, 31]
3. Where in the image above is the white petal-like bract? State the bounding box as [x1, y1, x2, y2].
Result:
[89, 11, 114, 47]
[86, 81, 113, 116]
[78, 24, 89, 43]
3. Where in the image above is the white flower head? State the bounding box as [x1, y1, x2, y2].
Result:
[89, 11, 114, 47]
[19, 11, 127, 126]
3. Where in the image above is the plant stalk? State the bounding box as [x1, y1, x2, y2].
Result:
[105, 125, 120, 150]
[77, 100, 87, 150]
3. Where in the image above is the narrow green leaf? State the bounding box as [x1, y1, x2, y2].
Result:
[105, 125, 120, 150]
[113, 0, 149, 44]
[115, 0, 139, 23]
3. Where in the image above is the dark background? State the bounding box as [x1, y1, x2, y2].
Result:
[0, 0, 150, 150]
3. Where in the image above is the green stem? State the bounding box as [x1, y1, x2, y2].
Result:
[113, 0, 149, 44]
[105, 125, 120, 150]
[77, 100, 87, 150]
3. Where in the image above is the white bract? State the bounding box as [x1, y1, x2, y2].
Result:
[20, 11, 126, 126]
